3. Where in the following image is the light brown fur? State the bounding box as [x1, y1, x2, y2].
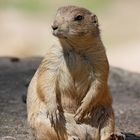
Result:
[27, 6, 115, 140]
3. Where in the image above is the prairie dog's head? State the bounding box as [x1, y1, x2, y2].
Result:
[52, 6, 100, 39]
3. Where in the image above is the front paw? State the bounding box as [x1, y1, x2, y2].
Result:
[74, 104, 88, 124]
[46, 104, 60, 127]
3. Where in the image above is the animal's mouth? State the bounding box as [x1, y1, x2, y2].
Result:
[52, 30, 67, 39]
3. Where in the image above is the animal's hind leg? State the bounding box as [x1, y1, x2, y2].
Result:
[30, 113, 96, 140]
[31, 115, 67, 140]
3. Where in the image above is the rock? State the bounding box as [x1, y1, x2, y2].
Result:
[109, 67, 140, 133]
[0, 57, 140, 140]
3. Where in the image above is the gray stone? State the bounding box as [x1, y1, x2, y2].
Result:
[0, 57, 140, 140]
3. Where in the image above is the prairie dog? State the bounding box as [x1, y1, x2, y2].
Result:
[27, 5, 115, 140]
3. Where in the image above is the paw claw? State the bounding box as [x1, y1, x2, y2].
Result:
[68, 136, 80, 140]
[74, 104, 88, 123]
[46, 105, 60, 127]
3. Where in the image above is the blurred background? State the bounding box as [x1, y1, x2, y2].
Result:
[0, 0, 140, 72]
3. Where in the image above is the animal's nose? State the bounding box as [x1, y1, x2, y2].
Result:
[52, 25, 58, 30]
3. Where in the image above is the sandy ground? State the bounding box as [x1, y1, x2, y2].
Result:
[0, 0, 140, 72]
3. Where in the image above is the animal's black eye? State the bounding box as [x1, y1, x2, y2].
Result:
[74, 15, 84, 21]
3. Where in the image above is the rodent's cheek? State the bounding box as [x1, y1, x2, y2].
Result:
[67, 26, 80, 36]
[68, 24, 88, 37]
[68, 27, 87, 37]
[61, 25, 69, 33]
[68, 29, 78, 36]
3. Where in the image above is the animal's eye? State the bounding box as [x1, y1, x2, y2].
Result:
[74, 15, 84, 21]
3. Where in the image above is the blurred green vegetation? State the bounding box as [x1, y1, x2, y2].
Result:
[75, 0, 111, 11]
[0, 0, 112, 13]
[0, 0, 49, 12]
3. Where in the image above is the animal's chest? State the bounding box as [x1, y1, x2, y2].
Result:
[57, 51, 93, 98]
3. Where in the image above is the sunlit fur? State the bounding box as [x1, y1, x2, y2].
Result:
[27, 5, 115, 140]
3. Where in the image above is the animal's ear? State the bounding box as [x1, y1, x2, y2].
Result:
[91, 14, 98, 27]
